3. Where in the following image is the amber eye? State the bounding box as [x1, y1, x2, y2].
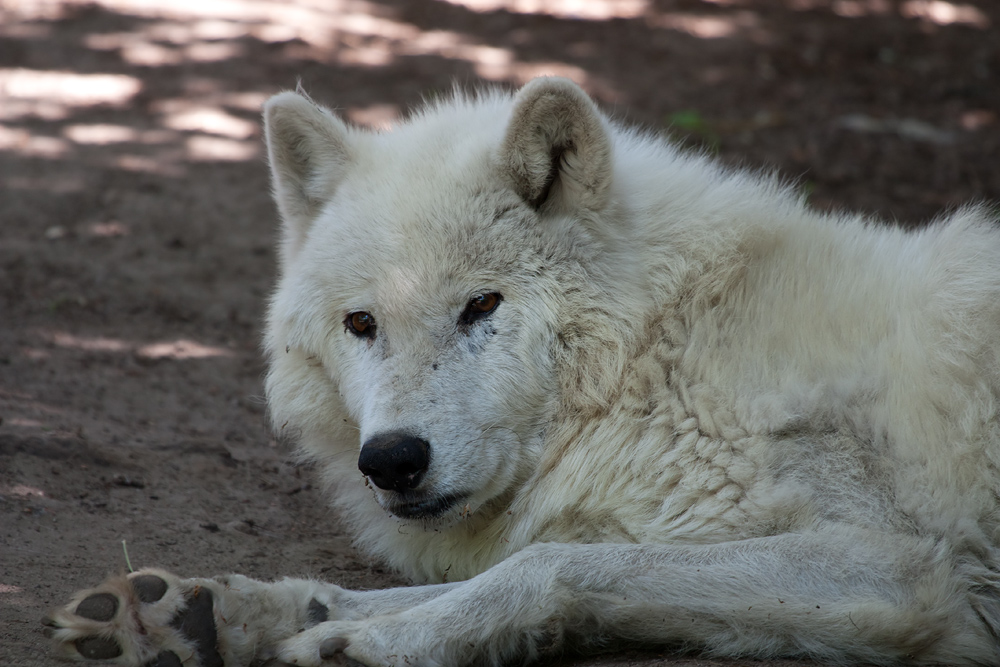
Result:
[460, 292, 502, 326]
[346, 311, 376, 338]
[470, 293, 499, 313]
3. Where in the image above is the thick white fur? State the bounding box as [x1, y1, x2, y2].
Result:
[52, 78, 1000, 666]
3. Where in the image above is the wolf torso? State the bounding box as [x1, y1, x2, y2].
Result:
[272, 105, 1000, 585]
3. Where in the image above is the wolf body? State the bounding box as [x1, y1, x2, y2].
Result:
[47, 78, 1000, 666]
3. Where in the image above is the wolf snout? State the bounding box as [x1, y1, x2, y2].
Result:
[358, 432, 430, 491]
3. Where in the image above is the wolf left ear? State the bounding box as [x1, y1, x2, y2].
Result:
[499, 78, 612, 213]
[263, 91, 352, 261]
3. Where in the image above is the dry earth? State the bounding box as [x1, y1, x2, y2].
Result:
[1, 0, 998, 665]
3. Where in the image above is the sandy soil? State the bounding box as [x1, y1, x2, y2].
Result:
[1, 1, 998, 665]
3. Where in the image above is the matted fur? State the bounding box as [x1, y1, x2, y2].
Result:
[49, 78, 1000, 666]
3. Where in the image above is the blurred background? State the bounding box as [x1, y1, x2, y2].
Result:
[1, 1, 997, 665]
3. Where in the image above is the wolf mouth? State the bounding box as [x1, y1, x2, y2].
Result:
[388, 493, 467, 520]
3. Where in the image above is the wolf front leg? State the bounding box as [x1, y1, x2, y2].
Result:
[44, 568, 462, 666]
[277, 531, 999, 667]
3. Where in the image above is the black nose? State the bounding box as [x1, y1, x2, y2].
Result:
[358, 432, 430, 492]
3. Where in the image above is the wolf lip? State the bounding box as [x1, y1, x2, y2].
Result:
[388, 493, 465, 520]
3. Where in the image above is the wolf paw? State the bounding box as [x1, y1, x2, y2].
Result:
[43, 568, 223, 667]
[275, 622, 375, 667]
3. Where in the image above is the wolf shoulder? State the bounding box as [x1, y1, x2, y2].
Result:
[575, 127, 1000, 528]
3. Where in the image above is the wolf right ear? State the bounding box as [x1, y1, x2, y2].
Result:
[499, 78, 612, 214]
[263, 91, 352, 261]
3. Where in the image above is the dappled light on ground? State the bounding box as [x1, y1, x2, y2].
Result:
[447, 0, 649, 19]
[63, 123, 145, 144]
[42, 331, 238, 359]
[900, 0, 990, 27]
[0, 69, 142, 120]
[0, 0, 995, 173]
[135, 339, 237, 360]
[49, 332, 132, 353]
[3, 485, 47, 498]
[789, 0, 990, 26]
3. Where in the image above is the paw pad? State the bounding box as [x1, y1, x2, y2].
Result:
[76, 592, 119, 621]
[75, 635, 123, 660]
[169, 586, 223, 667]
[132, 574, 168, 603]
[308, 598, 329, 625]
[146, 649, 183, 667]
[46, 570, 225, 666]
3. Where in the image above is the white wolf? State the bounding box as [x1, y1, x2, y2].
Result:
[46, 78, 1000, 666]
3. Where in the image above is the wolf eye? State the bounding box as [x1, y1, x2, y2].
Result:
[460, 292, 502, 326]
[346, 311, 376, 338]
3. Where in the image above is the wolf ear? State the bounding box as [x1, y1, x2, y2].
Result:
[263, 91, 352, 260]
[499, 78, 612, 213]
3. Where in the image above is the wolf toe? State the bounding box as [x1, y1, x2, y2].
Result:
[44, 569, 224, 667]
[275, 620, 410, 667]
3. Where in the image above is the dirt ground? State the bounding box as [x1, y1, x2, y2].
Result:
[1, 0, 998, 665]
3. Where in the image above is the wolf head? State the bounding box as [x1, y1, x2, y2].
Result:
[262, 78, 630, 528]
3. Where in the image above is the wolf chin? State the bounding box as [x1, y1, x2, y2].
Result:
[46, 78, 1000, 666]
